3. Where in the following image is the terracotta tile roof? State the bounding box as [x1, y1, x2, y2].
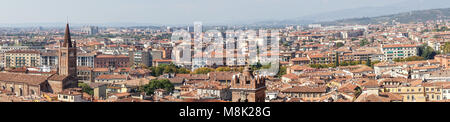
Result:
[379, 92, 403, 101]
[114, 67, 131, 73]
[291, 57, 310, 61]
[182, 98, 228, 102]
[153, 59, 173, 62]
[5, 50, 40, 54]
[115, 77, 156, 86]
[208, 72, 238, 81]
[308, 54, 326, 58]
[129, 68, 151, 75]
[382, 44, 417, 48]
[282, 73, 299, 80]
[96, 55, 128, 58]
[337, 83, 358, 93]
[77, 66, 93, 71]
[41, 51, 58, 56]
[361, 79, 379, 88]
[96, 74, 128, 80]
[93, 68, 109, 72]
[411, 65, 440, 70]
[355, 93, 391, 102]
[282, 86, 327, 93]
[48, 74, 69, 81]
[350, 66, 373, 73]
[290, 65, 312, 71]
[0, 73, 50, 85]
[167, 77, 185, 84]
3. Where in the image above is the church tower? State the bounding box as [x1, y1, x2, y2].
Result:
[47, 23, 78, 93]
[59, 23, 77, 77]
[230, 61, 266, 102]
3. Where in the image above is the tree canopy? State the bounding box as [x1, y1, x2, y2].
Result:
[149, 63, 190, 76]
[418, 44, 439, 59]
[192, 67, 215, 74]
[78, 83, 94, 95]
[139, 79, 174, 95]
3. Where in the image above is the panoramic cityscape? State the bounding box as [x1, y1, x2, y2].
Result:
[0, 0, 449, 103]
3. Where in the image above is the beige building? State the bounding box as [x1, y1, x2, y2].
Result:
[4, 50, 41, 68]
[435, 54, 450, 69]
[383, 86, 426, 102]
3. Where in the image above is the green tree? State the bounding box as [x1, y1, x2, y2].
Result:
[335, 52, 339, 67]
[139, 79, 174, 95]
[442, 42, 450, 54]
[251, 62, 263, 70]
[336, 42, 344, 48]
[78, 83, 94, 95]
[149, 63, 190, 76]
[177, 68, 191, 74]
[276, 66, 287, 78]
[360, 39, 370, 46]
[418, 44, 439, 59]
[366, 58, 371, 67]
[216, 67, 233, 72]
[193, 67, 215, 74]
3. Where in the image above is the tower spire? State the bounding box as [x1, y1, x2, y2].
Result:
[63, 23, 72, 47]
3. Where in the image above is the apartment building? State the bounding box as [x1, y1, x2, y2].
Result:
[381, 44, 418, 61]
[4, 50, 41, 68]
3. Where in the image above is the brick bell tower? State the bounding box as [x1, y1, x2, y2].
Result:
[58, 23, 77, 85]
[230, 60, 266, 102]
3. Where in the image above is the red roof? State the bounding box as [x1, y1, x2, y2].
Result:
[382, 44, 417, 48]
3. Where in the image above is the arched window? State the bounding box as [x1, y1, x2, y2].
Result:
[19, 88, 23, 96]
[31, 90, 35, 95]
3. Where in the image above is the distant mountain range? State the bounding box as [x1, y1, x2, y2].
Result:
[319, 8, 450, 26]
[253, 0, 450, 26]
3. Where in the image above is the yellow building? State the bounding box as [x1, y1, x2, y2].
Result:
[383, 84, 445, 102]
[4, 50, 41, 68]
[424, 85, 443, 101]
[384, 86, 426, 102]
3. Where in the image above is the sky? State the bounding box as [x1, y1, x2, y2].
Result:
[0, 0, 445, 25]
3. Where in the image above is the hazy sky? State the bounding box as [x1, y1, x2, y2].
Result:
[0, 0, 442, 25]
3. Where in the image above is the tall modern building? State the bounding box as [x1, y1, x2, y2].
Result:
[81, 26, 99, 35]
